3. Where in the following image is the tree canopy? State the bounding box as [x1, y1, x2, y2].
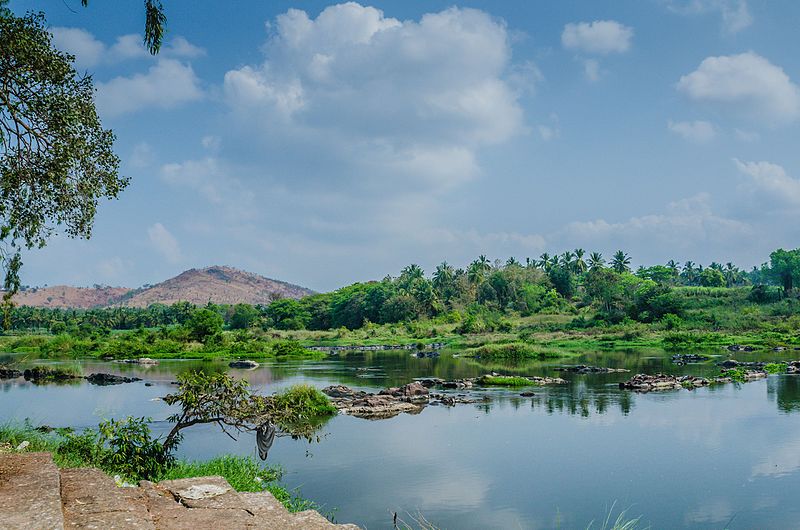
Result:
[0, 6, 126, 318]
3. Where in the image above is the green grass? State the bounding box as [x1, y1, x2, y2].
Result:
[461, 341, 562, 361]
[0, 423, 319, 513]
[156, 455, 317, 512]
[272, 384, 338, 417]
[478, 375, 535, 386]
[765, 363, 785, 374]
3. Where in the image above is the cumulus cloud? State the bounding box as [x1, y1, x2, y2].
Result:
[221, 3, 526, 191]
[667, 119, 716, 142]
[147, 223, 183, 264]
[734, 159, 800, 207]
[558, 194, 752, 257]
[50, 28, 205, 69]
[665, 0, 752, 34]
[95, 59, 203, 117]
[677, 52, 800, 124]
[561, 20, 633, 54]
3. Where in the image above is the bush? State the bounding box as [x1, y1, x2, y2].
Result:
[271, 340, 307, 357]
[272, 385, 337, 418]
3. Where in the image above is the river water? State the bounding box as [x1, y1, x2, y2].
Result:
[2, 350, 800, 529]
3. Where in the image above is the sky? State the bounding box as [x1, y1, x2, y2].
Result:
[8, 0, 800, 291]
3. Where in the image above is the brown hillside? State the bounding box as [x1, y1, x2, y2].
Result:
[117, 266, 314, 307]
[11, 286, 132, 309]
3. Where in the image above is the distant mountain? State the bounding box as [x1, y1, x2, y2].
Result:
[10, 266, 314, 309]
[11, 286, 132, 309]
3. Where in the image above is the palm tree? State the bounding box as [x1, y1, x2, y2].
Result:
[588, 252, 605, 271]
[506, 256, 520, 268]
[432, 261, 454, 293]
[538, 253, 551, 270]
[468, 256, 491, 286]
[573, 248, 587, 274]
[561, 251, 575, 269]
[611, 250, 631, 273]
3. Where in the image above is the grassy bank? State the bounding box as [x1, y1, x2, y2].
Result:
[0, 423, 317, 513]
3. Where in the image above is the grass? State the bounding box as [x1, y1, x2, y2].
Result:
[156, 455, 317, 512]
[461, 341, 563, 361]
[764, 363, 785, 374]
[0, 423, 317, 513]
[272, 384, 338, 417]
[478, 375, 535, 386]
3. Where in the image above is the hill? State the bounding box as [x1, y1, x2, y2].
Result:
[117, 266, 314, 307]
[10, 286, 132, 309]
[10, 266, 314, 309]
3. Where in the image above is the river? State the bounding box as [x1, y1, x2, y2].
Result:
[2, 350, 800, 529]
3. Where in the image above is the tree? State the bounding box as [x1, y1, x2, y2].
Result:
[1, 7, 126, 319]
[185, 308, 223, 342]
[79, 0, 167, 55]
[229, 303, 260, 330]
[611, 251, 631, 273]
[588, 252, 605, 271]
[699, 267, 725, 288]
[768, 248, 800, 294]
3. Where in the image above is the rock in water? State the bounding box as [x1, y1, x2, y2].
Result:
[229, 360, 259, 369]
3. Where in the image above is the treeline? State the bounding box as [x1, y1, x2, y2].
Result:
[6, 248, 800, 334]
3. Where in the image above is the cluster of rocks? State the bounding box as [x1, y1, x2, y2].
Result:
[308, 342, 445, 353]
[2, 366, 143, 386]
[554, 365, 630, 374]
[84, 373, 142, 386]
[0, 366, 22, 379]
[727, 344, 755, 352]
[117, 357, 160, 365]
[620, 370, 768, 392]
[671, 354, 710, 364]
[322, 384, 426, 419]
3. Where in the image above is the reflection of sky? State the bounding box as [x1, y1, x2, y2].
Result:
[3, 358, 800, 528]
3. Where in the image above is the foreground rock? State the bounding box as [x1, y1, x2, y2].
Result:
[555, 365, 629, 374]
[0, 452, 360, 529]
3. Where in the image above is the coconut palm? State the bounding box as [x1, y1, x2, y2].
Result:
[611, 251, 631, 273]
[588, 252, 605, 271]
[573, 248, 587, 274]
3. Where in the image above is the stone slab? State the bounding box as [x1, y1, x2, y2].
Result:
[0, 452, 64, 530]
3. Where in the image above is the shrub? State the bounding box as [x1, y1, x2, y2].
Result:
[271, 340, 307, 357]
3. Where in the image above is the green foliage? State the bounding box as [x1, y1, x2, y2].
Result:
[229, 303, 260, 330]
[764, 363, 785, 374]
[157, 455, 282, 492]
[97, 417, 172, 480]
[463, 342, 559, 361]
[0, 8, 126, 312]
[723, 367, 747, 383]
[478, 375, 535, 386]
[271, 384, 337, 419]
[271, 340, 307, 357]
[185, 309, 224, 342]
[699, 268, 725, 287]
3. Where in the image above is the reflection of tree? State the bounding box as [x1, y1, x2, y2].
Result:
[769, 375, 800, 413]
[537, 381, 635, 417]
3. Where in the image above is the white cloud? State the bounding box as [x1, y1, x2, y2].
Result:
[50, 27, 105, 70]
[222, 3, 525, 191]
[734, 159, 800, 207]
[665, 0, 752, 34]
[50, 28, 205, 68]
[129, 142, 155, 168]
[734, 128, 759, 142]
[160, 157, 256, 218]
[583, 58, 601, 81]
[96, 59, 203, 117]
[677, 52, 800, 124]
[561, 20, 633, 55]
[558, 193, 752, 257]
[667, 119, 716, 142]
[147, 223, 183, 264]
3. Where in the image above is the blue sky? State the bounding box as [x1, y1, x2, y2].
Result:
[9, 0, 800, 291]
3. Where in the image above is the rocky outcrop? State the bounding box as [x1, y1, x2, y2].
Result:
[620, 370, 769, 392]
[555, 365, 629, 374]
[308, 343, 445, 353]
[0, 453, 360, 529]
[119, 358, 160, 365]
[84, 373, 142, 386]
[0, 366, 22, 379]
[228, 360, 259, 369]
[727, 344, 755, 352]
[671, 354, 710, 364]
[323, 385, 424, 419]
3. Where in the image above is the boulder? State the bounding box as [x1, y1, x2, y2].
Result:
[85, 373, 141, 386]
[228, 360, 259, 369]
